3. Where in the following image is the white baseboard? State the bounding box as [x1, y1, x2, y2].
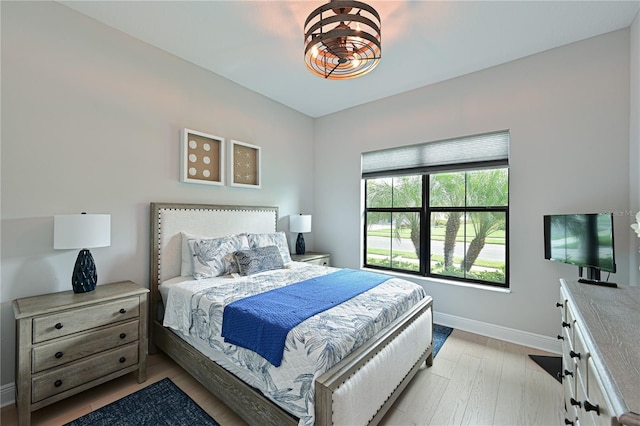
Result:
[1, 382, 15, 408]
[434, 311, 562, 355]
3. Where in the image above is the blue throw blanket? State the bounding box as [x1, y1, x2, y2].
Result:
[221, 269, 391, 367]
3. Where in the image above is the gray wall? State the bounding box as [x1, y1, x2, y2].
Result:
[314, 29, 634, 342]
[1, 2, 314, 387]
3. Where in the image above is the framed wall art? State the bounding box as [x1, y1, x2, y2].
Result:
[229, 139, 261, 189]
[180, 128, 224, 186]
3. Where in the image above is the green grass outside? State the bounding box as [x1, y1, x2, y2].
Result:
[366, 247, 505, 270]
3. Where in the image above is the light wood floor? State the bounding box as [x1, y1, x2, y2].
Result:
[1, 329, 564, 426]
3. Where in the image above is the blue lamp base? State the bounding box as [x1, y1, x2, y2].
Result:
[72, 249, 97, 293]
[295, 233, 306, 255]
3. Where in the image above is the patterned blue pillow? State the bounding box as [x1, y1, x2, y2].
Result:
[234, 245, 285, 276]
[188, 234, 249, 279]
[247, 232, 292, 264]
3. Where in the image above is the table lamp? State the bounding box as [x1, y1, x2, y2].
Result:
[54, 213, 111, 293]
[290, 214, 312, 255]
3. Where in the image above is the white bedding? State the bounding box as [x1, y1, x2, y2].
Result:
[161, 264, 430, 426]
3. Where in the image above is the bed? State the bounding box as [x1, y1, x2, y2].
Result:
[149, 202, 433, 426]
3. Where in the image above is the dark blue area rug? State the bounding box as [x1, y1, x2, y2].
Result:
[433, 323, 453, 357]
[65, 378, 219, 426]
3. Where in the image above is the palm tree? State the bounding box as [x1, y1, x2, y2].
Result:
[460, 169, 508, 272]
[461, 211, 505, 271]
[429, 173, 465, 269]
[366, 176, 421, 258]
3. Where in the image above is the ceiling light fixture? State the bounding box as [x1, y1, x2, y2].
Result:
[304, 0, 381, 80]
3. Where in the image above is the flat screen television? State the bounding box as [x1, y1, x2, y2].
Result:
[543, 213, 617, 287]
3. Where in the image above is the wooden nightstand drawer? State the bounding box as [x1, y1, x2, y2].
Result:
[31, 342, 139, 403]
[32, 296, 140, 343]
[303, 257, 330, 266]
[32, 320, 139, 373]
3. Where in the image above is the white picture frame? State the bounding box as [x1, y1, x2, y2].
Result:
[229, 139, 261, 189]
[180, 128, 225, 186]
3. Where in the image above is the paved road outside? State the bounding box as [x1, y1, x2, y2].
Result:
[367, 236, 505, 262]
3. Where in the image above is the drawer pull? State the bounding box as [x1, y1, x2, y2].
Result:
[569, 350, 581, 359]
[570, 398, 581, 407]
[557, 334, 564, 340]
[54, 323, 63, 330]
[119, 333, 127, 339]
[54, 380, 62, 387]
[584, 400, 600, 415]
[119, 308, 126, 314]
[119, 357, 126, 363]
[54, 352, 63, 359]
[564, 419, 574, 425]
[563, 369, 573, 377]
[562, 321, 571, 329]
[556, 302, 564, 308]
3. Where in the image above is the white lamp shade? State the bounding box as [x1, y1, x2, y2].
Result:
[54, 214, 111, 249]
[290, 214, 312, 233]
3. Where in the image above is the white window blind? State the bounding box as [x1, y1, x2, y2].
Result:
[362, 130, 509, 177]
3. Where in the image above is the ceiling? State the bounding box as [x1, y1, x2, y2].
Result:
[60, 1, 640, 118]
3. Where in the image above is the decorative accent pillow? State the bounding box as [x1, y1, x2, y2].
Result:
[188, 234, 250, 279]
[247, 232, 292, 264]
[234, 246, 285, 276]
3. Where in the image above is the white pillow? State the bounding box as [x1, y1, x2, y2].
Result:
[188, 234, 250, 279]
[180, 232, 198, 276]
[247, 231, 292, 264]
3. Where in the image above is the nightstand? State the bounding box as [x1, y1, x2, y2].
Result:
[291, 252, 331, 266]
[13, 280, 149, 426]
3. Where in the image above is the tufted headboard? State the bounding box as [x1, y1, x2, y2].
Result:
[149, 202, 278, 321]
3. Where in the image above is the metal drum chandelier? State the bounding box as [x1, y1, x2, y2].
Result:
[304, 0, 381, 80]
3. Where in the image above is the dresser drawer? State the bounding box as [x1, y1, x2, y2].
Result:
[563, 352, 577, 393]
[562, 325, 574, 355]
[565, 303, 577, 347]
[560, 287, 570, 323]
[585, 358, 615, 426]
[31, 342, 139, 403]
[573, 323, 590, 382]
[32, 320, 139, 373]
[576, 377, 594, 426]
[564, 366, 579, 424]
[33, 297, 140, 343]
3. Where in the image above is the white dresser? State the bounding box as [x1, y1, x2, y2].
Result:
[559, 279, 640, 426]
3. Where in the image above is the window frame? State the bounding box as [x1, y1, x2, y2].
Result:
[363, 166, 510, 288]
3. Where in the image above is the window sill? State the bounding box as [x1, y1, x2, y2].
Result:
[362, 267, 511, 294]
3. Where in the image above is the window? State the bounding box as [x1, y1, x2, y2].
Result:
[362, 131, 509, 288]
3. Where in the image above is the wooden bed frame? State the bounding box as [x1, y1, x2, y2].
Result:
[148, 202, 433, 425]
